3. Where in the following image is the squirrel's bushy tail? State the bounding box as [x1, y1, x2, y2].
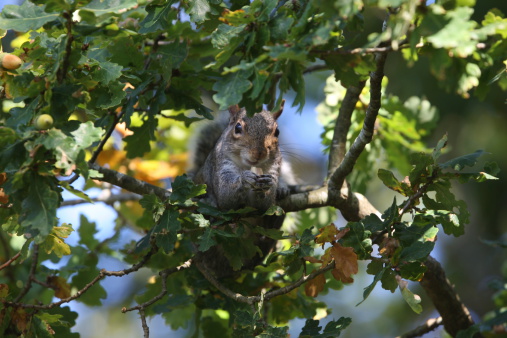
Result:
[188, 113, 229, 176]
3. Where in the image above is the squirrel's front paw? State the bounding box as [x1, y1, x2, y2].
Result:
[243, 171, 274, 193]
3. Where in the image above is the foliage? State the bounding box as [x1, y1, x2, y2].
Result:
[0, 0, 504, 337]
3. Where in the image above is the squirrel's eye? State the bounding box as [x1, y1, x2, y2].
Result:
[274, 128, 280, 138]
[234, 122, 243, 134]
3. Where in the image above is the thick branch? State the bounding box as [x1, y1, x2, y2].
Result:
[89, 163, 170, 201]
[327, 81, 366, 177]
[420, 256, 477, 337]
[279, 186, 380, 221]
[328, 52, 387, 195]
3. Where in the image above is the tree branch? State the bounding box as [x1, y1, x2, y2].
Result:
[3, 246, 157, 310]
[0, 251, 22, 271]
[122, 259, 193, 313]
[194, 258, 336, 305]
[327, 81, 366, 177]
[312, 41, 424, 56]
[60, 192, 141, 207]
[420, 256, 477, 337]
[328, 51, 387, 197]
[89, 163, 170, 201]
[398, 317, 443, 338]
[13, 244, 39, 302]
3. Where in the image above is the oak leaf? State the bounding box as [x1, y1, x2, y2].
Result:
[305, 272, 326, 297]
[323, 243, 358, 284]
[47, 276, 72, 299]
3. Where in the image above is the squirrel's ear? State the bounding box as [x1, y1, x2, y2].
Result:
[228, 104, 241, 117]
[273, 99, 285, 120]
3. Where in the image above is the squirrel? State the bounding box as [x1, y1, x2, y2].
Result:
[190, 101, 289, 277]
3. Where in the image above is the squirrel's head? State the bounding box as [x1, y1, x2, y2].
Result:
[225, 101, 285, 169]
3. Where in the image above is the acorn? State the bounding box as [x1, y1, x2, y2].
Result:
[34, 114, 54, 130]
[0, 53, 22, 70]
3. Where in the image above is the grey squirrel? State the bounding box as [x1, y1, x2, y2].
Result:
[190, 101, 288, 277]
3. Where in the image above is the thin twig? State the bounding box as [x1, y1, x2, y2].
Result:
[89, 110, 125, 165]
[3, 246, 157, 310]
[312, 42, 424, 56]
[57, 11, 74, 83]
[60, 192, 141, 207]
[398, 317, 443, 338]
[122, 259, 193, 313]
[0, 251, 22, 271]
[139, 308, 150, 338]
[14, 244, 39, 302]
[194, 259, 335, 305]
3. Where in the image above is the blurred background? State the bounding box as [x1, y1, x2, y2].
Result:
[2, 0, 507, 337]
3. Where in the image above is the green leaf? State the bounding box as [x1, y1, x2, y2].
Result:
[253, 226, 285, 240]
[300, 319, 322, 336]
[321, 317, 352, 337]
[378, 169, 409, 196]
[198, 227, 216, 252]
[408, 152, 434, 186]
[71, 121, 104, 149]
[399, 282, 423, 314]
[399, 241, 435, 262]
[170, 175, 206, 203]
[212, 69, 253, 109]
[440, 150, 487, 171]
[92, 61, 123, 85]
[20, 174, 59, 240]
[264, 205, 285, 216]
[139, 2, 177, 33]
[380, 268, 397, 292]
[154, 209, 182, 254]
[78, 214, 99, 251]
[59, 182, 93, 203]
[259, 325, 289, 337]
[424, 7, 477, 58]
[80, 0, 138, 16]
[211, 24, 246, 49]
[432, 133, 448, 161]
[188, 0, 212, 23]
[124, 115, 158, 158]
[0, 2, 60, 32]
[71, 251, 107, 306]
[341, 221, 373, 260]
[358, 267, 385, 306]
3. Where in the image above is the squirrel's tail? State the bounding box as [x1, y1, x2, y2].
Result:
[188, 112, 229, 176]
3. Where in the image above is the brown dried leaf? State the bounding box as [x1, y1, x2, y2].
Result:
[0, 283, 9, 299]
[328, 243, 358, 283]
[305, 273, 326, 297]
[12, 307, 28, 333]
[303, 256, 322, 264]
[0, 188, 8, 204]
[379, 237, 399, 257]
[47, 276, 71, 299]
